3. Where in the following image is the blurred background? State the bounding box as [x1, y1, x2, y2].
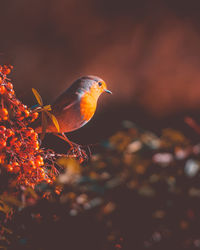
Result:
[3, 2, 200, 250]
[1, 0, 200, 143]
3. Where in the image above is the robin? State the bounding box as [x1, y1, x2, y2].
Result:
[35, 75, 112, 146]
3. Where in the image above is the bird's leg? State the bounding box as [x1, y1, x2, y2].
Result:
[53, 133, 88, 162]
[53, 132, 74, 147]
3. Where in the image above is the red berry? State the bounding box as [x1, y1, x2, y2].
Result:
[0, 85, 6, 95]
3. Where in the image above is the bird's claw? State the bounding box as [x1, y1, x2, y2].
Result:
[67, 143, 89, 163]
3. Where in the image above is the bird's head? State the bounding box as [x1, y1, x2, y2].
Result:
[76, 75, 112, 99]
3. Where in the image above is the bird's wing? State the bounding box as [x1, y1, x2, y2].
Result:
[51, 90, 80, 113]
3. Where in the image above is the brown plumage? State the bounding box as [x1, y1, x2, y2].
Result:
[35, 75, 112, 134]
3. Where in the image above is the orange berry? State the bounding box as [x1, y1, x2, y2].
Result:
[26, 128, 34, 136]
[15, 141, 22, 148]
[0, 108, 8, 117]
[0, 154, 6, 164]
[30, 132, 38, 140]
[55, 189, 61, 195]
[6, 68, 11, 75]
[24, 110, 30, 117]
[35, 159, 44, 167]
[13, 166, 20, 173]
[0, 85, 6, 95]
[5, 129, 14, 137]
[12, 161, 19, 167]
[2, 66, 11, 75]
[10, 89, 15, 95]
[0, 77, 2, 84]
[15, 100, 20, 106]
[36, 155, 43, 162]
[7, 164, 13, 172]
[7, 82, 13, 89]
[31, 112, 39, 121]
[16, 111, 21, 116]
[0, 126, 6, 133]
[10, 137, 18, 145]
[34, 142, 40, 150]
[0, 139, 6, 149]
[28, 160, 35, 167]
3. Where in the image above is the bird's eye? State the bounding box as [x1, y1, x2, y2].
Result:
[98, 82, 102, 86]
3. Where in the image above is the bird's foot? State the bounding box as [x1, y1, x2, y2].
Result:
[67, 143, 89, 163]
[53, 133, 90, 163]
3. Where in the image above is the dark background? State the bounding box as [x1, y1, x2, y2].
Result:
[2, 2, 200, 250]
[1, 0, 200, 144]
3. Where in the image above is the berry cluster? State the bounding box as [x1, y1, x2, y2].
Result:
[0, 65, 57, 187]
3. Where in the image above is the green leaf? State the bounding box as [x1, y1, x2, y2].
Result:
[32, 88, 43, 106]
[45, 111, 60, 133]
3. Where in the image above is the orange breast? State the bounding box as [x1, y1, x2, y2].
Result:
[80, 89, 98, 122]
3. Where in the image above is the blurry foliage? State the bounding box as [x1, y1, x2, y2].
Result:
[1, 65, 200, 249]
[1, 118, 200, 249]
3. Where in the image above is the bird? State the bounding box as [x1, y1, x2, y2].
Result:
[35, 75, 112, 146]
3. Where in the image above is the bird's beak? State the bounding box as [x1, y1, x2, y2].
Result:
[104, 89, 112, 94]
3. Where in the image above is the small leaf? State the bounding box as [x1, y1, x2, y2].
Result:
[0, 194, 22, 207]
[25, 187, 38, 199]
[46, 111, 60, 132]
[32, 88, 43, 106]
[0, 200, 12, 214]
[43, 104, 52, 111]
